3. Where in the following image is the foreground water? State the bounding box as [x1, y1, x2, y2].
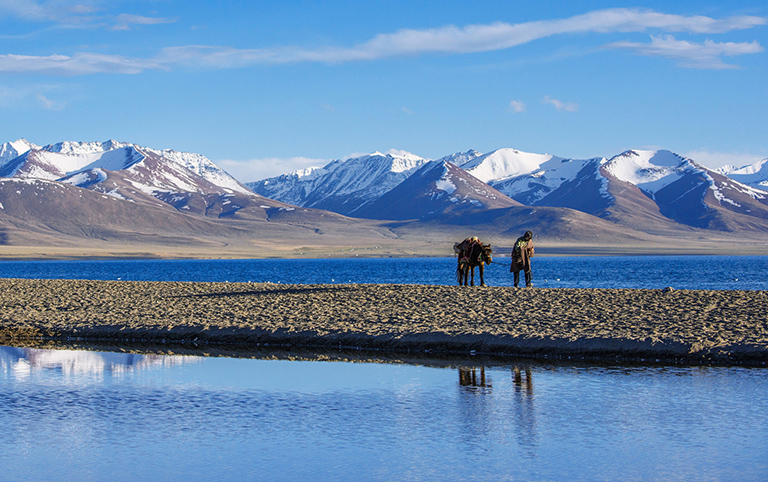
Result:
[1, 255, 768, 290]
[1, 346, 767, 482]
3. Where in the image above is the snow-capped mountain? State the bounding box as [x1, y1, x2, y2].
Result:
[717, 159, 768, 191]
[247, 150, 429, 216]
[0, 139, 39, 167]
[443, 147, 768, 233]
[245, 144, 768, 234]
[458, 148, 563, 184]
[0, 139, 303, 219]
[354, 160, 521, 220]
[456, 148, 602, 206]
[3, 137, 768, 253]
[1, 140, 249, 195]
[436, 149, 483, 167]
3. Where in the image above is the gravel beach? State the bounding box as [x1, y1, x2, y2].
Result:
[1, 278, 766, 365]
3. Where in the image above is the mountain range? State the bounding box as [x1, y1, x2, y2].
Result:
[250, 147, 768, 237]
[2, 138, 768, 257]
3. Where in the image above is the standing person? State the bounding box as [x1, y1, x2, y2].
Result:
[510, 231, 534, 287]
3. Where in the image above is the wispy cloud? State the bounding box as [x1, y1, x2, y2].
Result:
[0, 0, 101, 25]
[0, 83, 64, 109]
[606, 35, 764, 69]
[0, 52, 159, 75]
[543, 95, 578, 112]
[508, 100, 526, 113]
[111, 14, 176, 31]
[0, 0, 175, 30]
[154, 9, 765, 67]
[35, 92, 65, 110]
[0, 8, 764, 75]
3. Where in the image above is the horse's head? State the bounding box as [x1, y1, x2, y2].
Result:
[482, 244, 493, 264]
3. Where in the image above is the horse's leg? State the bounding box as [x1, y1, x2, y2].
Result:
[479, 263, 485, 287]
[470, 265, 475, 286]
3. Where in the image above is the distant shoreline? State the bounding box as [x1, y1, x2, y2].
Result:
[1, 279, 766, 366]
[3, 242, 768, 260]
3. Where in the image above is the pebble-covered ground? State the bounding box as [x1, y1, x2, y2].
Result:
[1, 278, 766, 364]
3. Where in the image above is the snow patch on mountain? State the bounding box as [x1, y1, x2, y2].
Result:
[435, 178, 457, 195]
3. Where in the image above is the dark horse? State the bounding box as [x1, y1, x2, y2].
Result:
[456, 242, 493, 286]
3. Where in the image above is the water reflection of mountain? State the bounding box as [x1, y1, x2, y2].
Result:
[0, 346, 202, 377]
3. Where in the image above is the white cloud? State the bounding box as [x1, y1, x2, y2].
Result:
[0, 8, 764, 75]
[35, 93, 64, 110]
[543, 95, 578, 112]
[111, 14, 176, 31]
[606, 35, 764, 69]
[0, 0, 103, 26]
[685, 149, 767, 169]
[154, 9, 766, 67]
[508, 100, 525, 113]
[217, 156, 328, 183]
[0, 52, 160, 75]
[0, 1, 174, 30]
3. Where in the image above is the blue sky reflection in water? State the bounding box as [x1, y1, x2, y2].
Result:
[1, 346, 767, 481]
[1, 255, 767, 290]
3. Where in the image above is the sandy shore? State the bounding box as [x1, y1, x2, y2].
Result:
[1, 278, 766, 365]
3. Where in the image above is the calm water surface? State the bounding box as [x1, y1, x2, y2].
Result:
[1, 255, 767, 290]
[1, 346, 767, 482]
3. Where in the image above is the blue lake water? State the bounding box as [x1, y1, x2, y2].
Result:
[1, 255, 768, 290]
[1, 346, 767, 481]
[1, 256, 767, 480]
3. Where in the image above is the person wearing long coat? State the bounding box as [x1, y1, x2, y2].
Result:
[510, 231, 534, 287]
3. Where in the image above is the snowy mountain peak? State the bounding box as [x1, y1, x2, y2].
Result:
[437, 149, 483, 166]
[716, 158, 768, 191]
[459, 148, 561, 183]
[247, 150, 429, 214]
[603, 149, 692, 192]
[0, 139, 251, 199]
[383, 148, 424, 162]
[0, 139, 40, 167]
[44, 140, 131, 155]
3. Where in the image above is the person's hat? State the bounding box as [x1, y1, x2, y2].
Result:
[524, 231, 533, 240]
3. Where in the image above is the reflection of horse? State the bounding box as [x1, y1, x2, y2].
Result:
[456, 242, 493, 286]
[459, 367, 491, 388]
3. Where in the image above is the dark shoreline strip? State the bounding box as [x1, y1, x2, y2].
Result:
[1, 279, 767, 366]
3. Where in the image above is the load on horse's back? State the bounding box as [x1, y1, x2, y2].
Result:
[455, 237, 493, 286]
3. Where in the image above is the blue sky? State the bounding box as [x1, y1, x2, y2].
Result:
[1, 1, 766, 181]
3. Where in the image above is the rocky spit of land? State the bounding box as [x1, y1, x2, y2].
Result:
[1, 278, 766, 365]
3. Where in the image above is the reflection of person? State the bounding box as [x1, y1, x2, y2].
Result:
[510, 231, 534, 287]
